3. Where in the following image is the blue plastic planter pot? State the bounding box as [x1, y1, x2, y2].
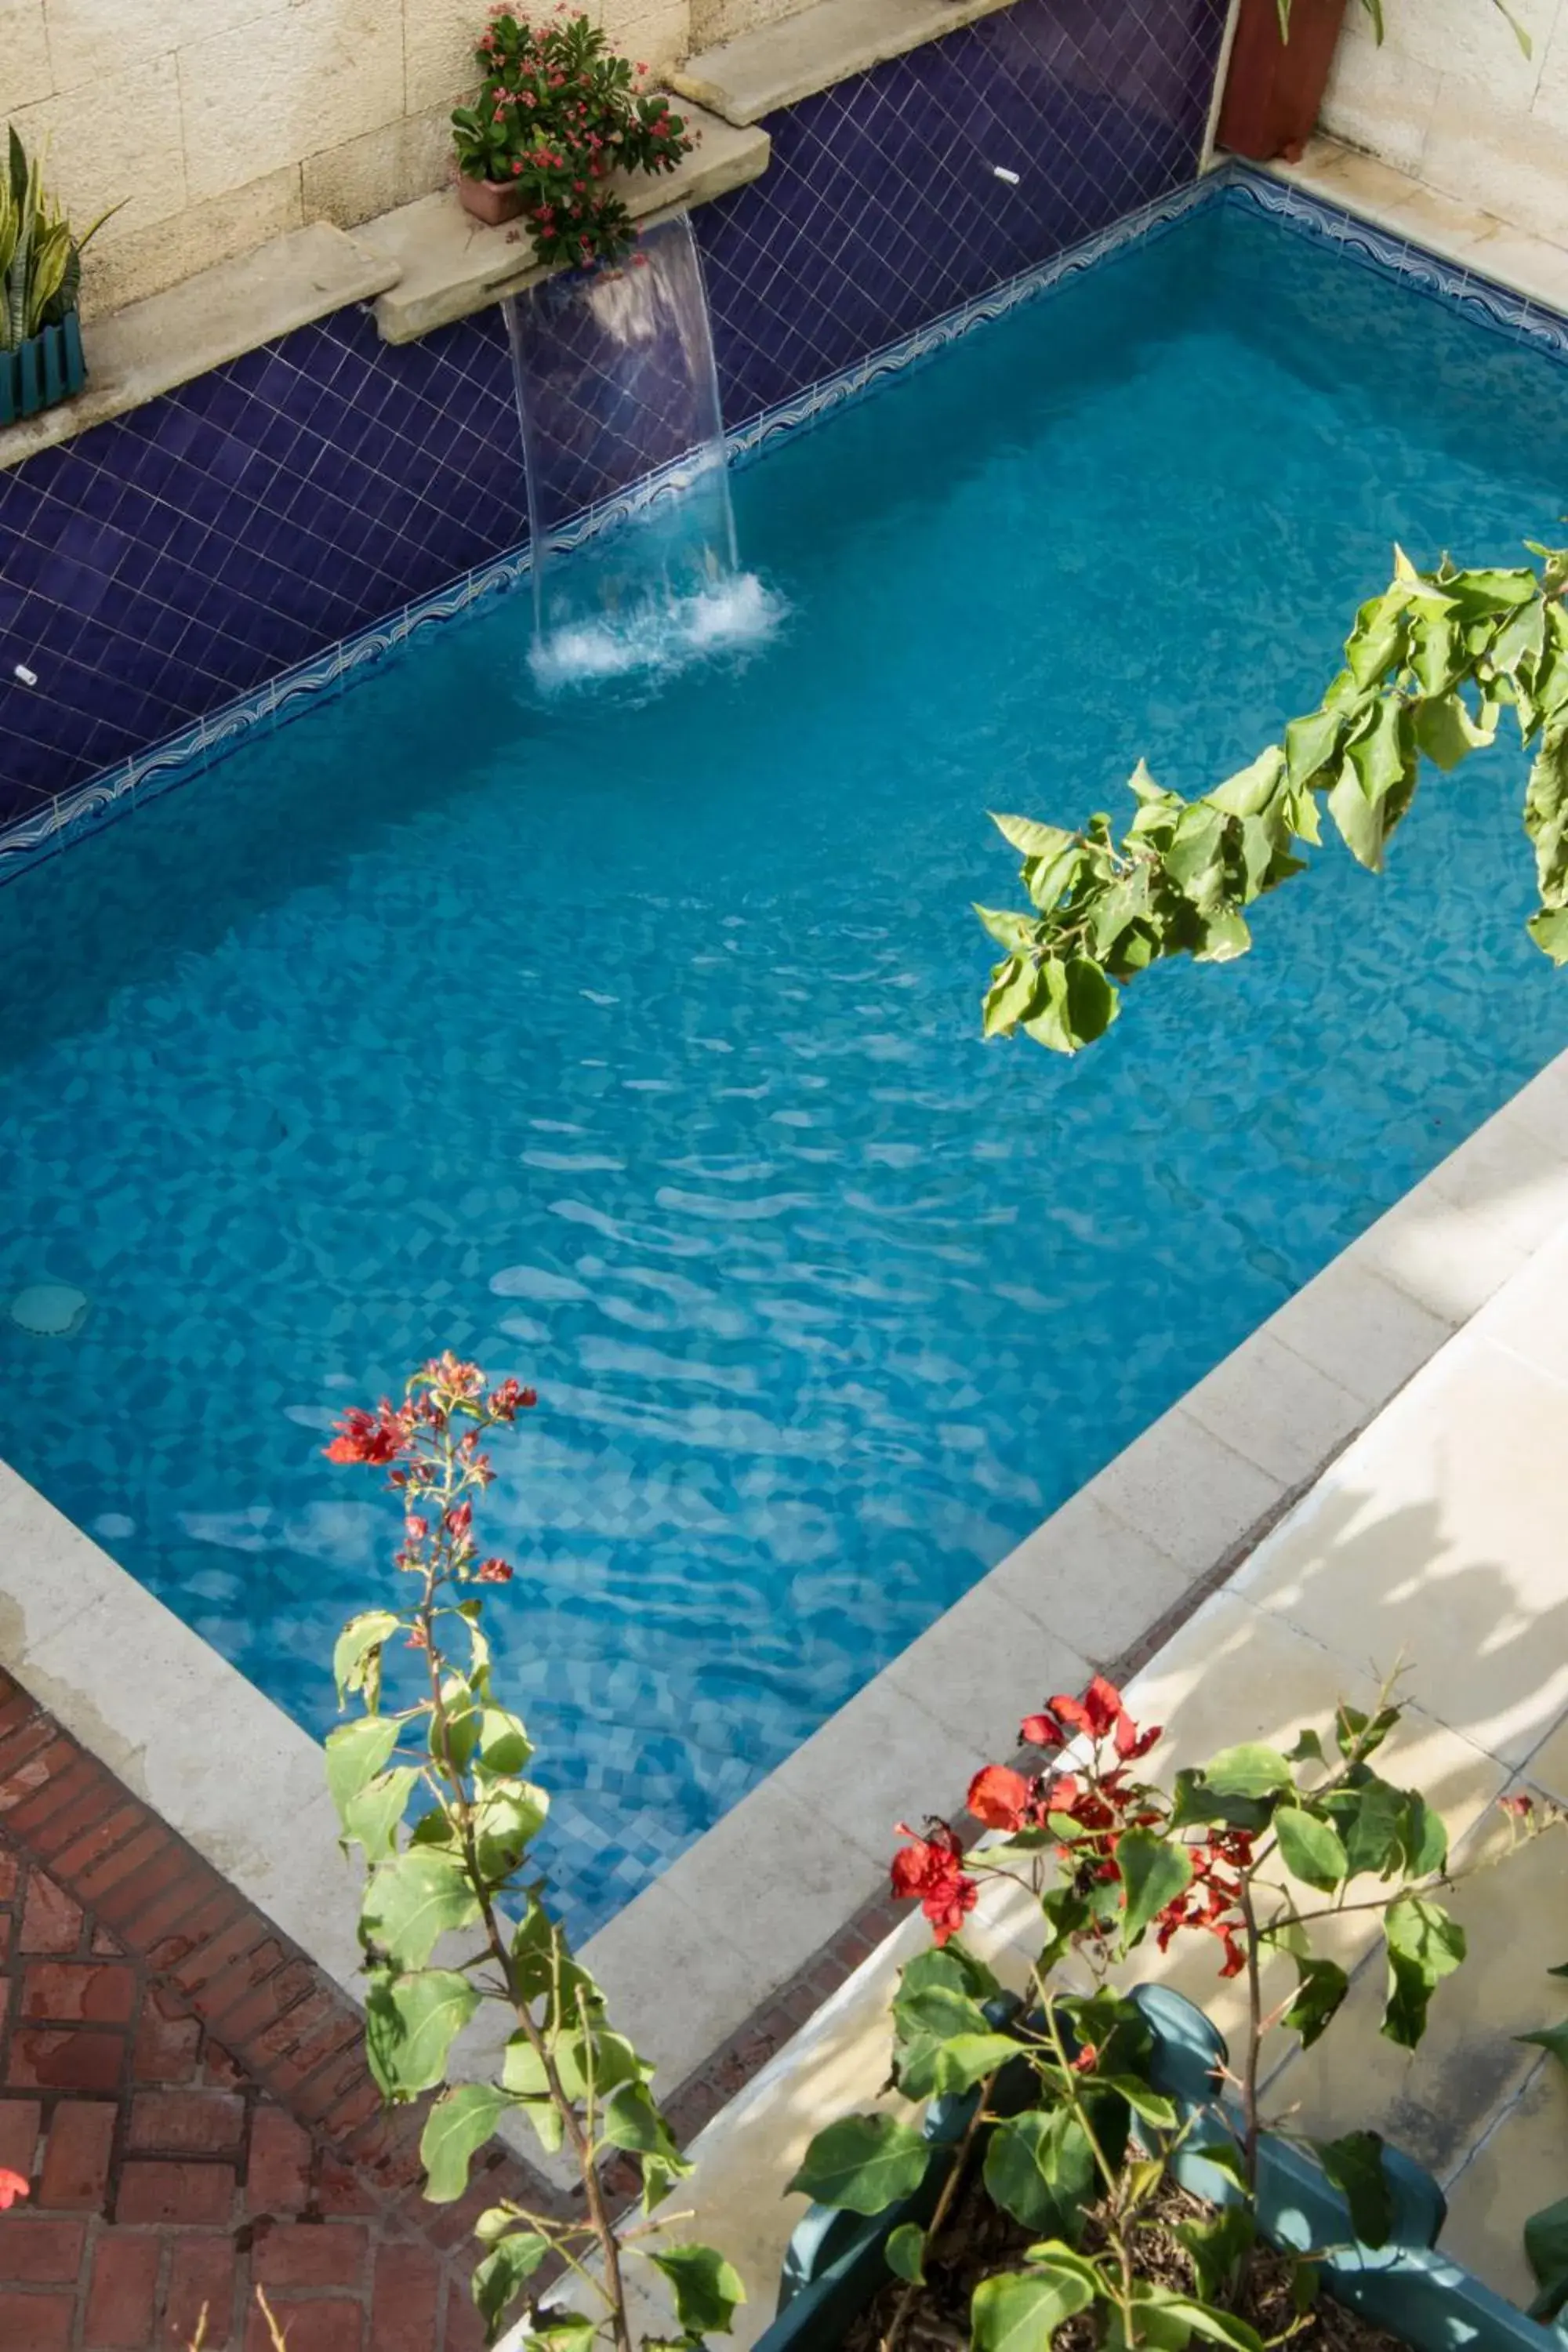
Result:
[755, 1985, 1565, 2352]
[0, 311, 85, 427]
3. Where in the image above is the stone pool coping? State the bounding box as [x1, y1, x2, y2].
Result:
[6, 1047, 1568, 2131]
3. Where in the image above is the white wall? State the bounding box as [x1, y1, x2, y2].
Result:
[1321, 0, 1568, 239]
[0, 0, 691, 315]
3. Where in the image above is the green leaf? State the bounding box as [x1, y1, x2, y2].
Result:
[420, 2083, 504, 2203]
[1282, 1955, 1349, 2050]
[1334, 1703, 1399, 1762]
[361, 1849, 481, 1969]
[1330, 1775, 1406, 1879]
[473, 1781, 550, 1881]
[975, 903, 1043, 955]
[476, 1707, 535, 1776]
[1524, 2195, 1568, 2321]
[364, 1968, 479, 2100]
[1202, 1744, 1294, 1800]
[325, 1714, 403, 1818]
[1136, 2291, 1265, 2352]
[1117, 1828, 1193, 1948]
[1516, 2019, 1568, 2067]
[1285, 1727, 1325, 1764]
[1101, 2076, 1178, 2131]
[993, 811, 1077, 861]
[333, 1610, 401, 1704]
[971, 2263, 1096, 2351]
[342, 1768, 419, 1863]
[984, 2111, 1096, 2237]
[1169, 1769, 1273, 1835]
[1383, 1896, 1466, 2048]
[786, 2113, 931, 2214]
[892, 1978, 990, 2045]
[472, 2234, 550, 2339]
[1344, 587, 1408, 688]
[1397, 1791, 1447, 1878]
[983, 954, 1045, 1039]
[1273, 1804, 1349, 1893]
[932, 2031, 1021, 2093]
[1208, 746, 1285, 818]
[1315, 2129, 1393, 2249]
[646, 2243, 746, 2336]
[886, 2222, 927, 2285]
[1283, 706, 1345, 789]
[1174, 2207, 1256, 2304]
[1414, 689, 1495, 771]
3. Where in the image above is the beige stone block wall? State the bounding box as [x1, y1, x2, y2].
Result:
[1320, 0, 1568, 245]
[0, 0, 710, 318]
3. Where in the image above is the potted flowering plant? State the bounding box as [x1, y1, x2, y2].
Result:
[763, 1675, 1564, 2351]
[451, 9, 692, 270]
[0, 128, 118, 426]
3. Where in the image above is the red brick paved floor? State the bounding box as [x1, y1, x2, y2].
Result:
[0, 1660, 920, 2352]
[0, 1667, 540, 2352]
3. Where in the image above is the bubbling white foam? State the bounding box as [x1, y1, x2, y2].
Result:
[528, 572, 785, 692]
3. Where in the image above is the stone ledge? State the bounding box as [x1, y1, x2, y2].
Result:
[363, 103, 770, 345]
[670, 0, 1019, 128]
[0, 222, 401, 476]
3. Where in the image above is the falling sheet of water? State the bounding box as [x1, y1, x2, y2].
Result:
[505, 215, 765, 677]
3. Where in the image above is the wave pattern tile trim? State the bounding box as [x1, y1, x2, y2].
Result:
[15, 165, 1568, 878]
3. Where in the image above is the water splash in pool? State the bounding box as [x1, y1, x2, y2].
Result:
[506, 214, 766, 681]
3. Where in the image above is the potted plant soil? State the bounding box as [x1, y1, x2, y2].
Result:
[451, 10, 692, 269]
[759, 1676, 1567, 2351]
[0, 129, 117, 427]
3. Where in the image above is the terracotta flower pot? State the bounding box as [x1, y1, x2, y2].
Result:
[457, 173, 528, 227]
[1216, 0, 1349, 164]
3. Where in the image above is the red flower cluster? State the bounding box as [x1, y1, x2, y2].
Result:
[1021, 1674, 1161, 1763]
[1152, 1829, 1256, 1979]
[0, 2167, 29, 2210]
[324, 1402, 409, 1466]
[891, 1821, 978, 1946]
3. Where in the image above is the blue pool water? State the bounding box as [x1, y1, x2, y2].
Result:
[6, 196, 1568, 1935]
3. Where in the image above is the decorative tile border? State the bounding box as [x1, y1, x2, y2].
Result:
[0, 169, 1224, 885]
[10, 155, 1568, 888]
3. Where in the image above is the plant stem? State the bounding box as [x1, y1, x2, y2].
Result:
[423, 1543, 634, 2352]
[1238, 1871, 1264, 2194]
[877, 2071, 997, 2352]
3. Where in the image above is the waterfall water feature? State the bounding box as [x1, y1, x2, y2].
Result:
[503, 214, 776, 684]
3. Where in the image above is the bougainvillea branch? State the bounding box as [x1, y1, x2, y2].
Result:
[979, 543, 1568, 1051]
[326, 1358, 744, 2350]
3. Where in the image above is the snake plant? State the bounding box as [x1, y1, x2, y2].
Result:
[0, 129, 118, 354]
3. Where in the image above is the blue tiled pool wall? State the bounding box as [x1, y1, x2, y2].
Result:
[0, 0, 1227, 848]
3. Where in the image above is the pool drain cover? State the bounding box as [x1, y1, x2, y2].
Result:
[9, 1283, 90, 1338]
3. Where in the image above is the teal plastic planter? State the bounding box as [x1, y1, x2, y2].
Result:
[756, 1986, 1565, 2352]
[0, 311, 85, 427]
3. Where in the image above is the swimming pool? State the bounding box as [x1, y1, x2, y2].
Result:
[5, 191, 1568, 1936]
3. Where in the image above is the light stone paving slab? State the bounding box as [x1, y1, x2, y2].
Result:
[880, 1580, 1091, 1753]
[0, 222, 400, 474]
[982, 1485, 1203, 1671]
[363, 104, 771, 343]
[1265, 131, 1568, 313]
[1441, 2056, 1566, 2308]
[1180, 1327, 1365, 1487]
[1081, 1401, 1285, 1577]
[1232, 1334, 1568, 1769]
[1263, 1252, 1459, 1410]
[669, 0, 1019, 126]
